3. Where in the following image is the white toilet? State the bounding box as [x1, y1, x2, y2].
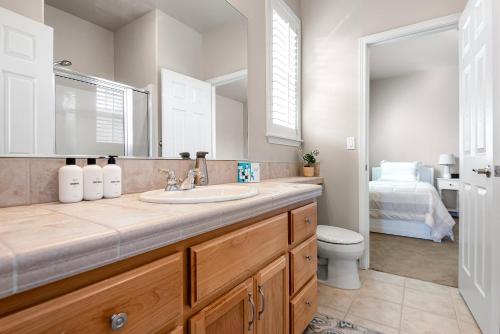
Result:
[316, 225, 365, 290]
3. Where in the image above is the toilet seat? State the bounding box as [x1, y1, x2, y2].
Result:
[317, 225, 364, 245]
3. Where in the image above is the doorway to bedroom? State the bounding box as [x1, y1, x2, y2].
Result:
[361, 19, 460, 287]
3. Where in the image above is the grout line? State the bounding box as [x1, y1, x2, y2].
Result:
[399, 277, 407, 332]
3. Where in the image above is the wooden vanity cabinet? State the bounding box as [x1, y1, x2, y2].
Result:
[0, 201, 318, 334]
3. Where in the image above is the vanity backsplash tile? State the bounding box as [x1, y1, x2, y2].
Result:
[0, 158, 300, 208]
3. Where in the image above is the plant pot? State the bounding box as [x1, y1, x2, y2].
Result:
[303, 166, 315, 177]
[314, 162, 320, 177]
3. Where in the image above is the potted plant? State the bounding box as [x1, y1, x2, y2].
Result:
[299, 148, 319, 177]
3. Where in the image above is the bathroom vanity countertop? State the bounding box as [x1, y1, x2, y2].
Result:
[0, 182, 322, 298]
[264, 176, 324, 185]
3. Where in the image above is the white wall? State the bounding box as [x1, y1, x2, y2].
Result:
[216, 95, 245, 160]
[45, 5, 115, 80]
[300, 0, 467, 230]
[114, 10, 157, 89]
[157, 10, 204, 80]
[370, 68, 459, 178]
[203, 20, 247, 80]
[226, 0, 301, 162]
[0, 0, 43, 22]
[114, 10, 158, 155]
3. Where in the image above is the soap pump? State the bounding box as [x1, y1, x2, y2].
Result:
[83, 158, 103, 200]
[195, 151, 209, 186]
[103, 155, 122, 198]
[58, 157, 83, 203]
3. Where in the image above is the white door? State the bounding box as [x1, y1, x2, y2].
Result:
[459, 0, 499, 332]
[0, 7, 54, 154]
[161, 69, 212, 158]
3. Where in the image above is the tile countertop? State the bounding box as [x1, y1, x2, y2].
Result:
[0, 182, 322, 299]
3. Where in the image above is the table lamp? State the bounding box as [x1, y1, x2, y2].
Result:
[439, 154, 455, 179]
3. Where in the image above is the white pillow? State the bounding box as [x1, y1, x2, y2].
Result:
[379, 161, 420, 182]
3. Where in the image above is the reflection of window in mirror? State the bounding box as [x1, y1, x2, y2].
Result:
[266, 0, 302, 147]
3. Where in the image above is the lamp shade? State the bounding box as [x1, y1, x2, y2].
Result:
[439, 154, 455, 165]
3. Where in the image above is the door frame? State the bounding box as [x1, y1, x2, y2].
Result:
[357, 14, 461, 269]
[207, 69, 249, 159]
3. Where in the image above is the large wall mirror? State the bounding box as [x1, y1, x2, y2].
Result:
[1, 0, 247, 159]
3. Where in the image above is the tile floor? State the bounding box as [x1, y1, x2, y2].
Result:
[317, 270, 482, 334]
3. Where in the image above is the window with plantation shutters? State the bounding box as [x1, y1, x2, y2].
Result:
[267, 0, 301, 146]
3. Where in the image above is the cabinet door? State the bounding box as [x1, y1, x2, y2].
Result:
[190, 278, 255, 334]
[255, 256, 288, 334]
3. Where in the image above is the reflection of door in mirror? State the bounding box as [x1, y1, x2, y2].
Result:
[161, 69, 212, 159]
[0, 7, 54, 155]
[54, 72, 150, 156]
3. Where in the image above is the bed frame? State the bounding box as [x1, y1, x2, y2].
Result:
[370, 166, 436, 241]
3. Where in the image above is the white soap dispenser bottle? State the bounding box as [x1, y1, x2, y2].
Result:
[83, 158, 103, 200]
[59, 158, 83, 203]
[103, 156, 122, 198]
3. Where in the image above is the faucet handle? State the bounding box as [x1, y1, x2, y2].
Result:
[159, 168, 179, 191]
[158, 168, 176, 180]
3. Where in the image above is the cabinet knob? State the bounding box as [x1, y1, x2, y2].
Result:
[110, 313, 128, 331]
[305, 300, 312, 307]
[305, 217, 312, 225]
[305, 255, 312, 262]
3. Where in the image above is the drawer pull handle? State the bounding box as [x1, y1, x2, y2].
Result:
[110, 312, 128, 331]
[258, 285, 265, 320]
[248, 292, 256, 331]
[305, 300, 312, 307]
[305, 255, 312, 262]
[305, 217, 312, 225]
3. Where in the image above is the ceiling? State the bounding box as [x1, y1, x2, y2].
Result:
[217, 78, 247, 103]
[44, 0, 244, 32]
[370, 29, 458, 80]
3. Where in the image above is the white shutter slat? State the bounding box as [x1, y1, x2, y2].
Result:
[270, 5, 299, 130]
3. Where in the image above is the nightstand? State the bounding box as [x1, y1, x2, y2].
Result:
[437, 178, 461, 216]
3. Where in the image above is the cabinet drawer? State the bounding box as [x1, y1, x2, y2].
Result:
[290, 203, 317, 245]
[0, 254, 182, 334]
[290, 235, 317, 296]
[290, 277, 317, 334]
[438, 179, 460, 190]
[190, 213, 288, 305]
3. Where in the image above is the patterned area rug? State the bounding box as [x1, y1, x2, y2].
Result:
[304, 314, 382, 334]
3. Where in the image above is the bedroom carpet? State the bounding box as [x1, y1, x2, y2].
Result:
[370, 221, 459, 287]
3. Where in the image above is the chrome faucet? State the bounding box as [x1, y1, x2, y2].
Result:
[159, 168, 201, 191]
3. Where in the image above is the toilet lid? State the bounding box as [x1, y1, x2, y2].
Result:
[316, 225, 364, 245]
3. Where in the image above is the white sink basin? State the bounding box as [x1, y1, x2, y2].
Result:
[139, 185, 259, 204]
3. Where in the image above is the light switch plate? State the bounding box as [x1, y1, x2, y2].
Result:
[346, 136, 356, 150]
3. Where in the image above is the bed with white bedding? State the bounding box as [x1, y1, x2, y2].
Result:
[370, 162, 455, 242]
